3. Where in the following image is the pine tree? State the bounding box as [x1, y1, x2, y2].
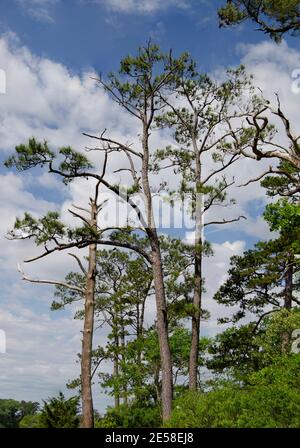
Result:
[218, 0, 300, 42]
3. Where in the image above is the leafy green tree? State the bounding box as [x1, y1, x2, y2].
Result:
[0, 399, 39, 428]
[218, 0, 300, 42]
[214, 232, 300, 322]
[168, 376, 300, 428]
[208, 307, 300, 381]
[206, 324, 262, 379]
[261, 160, 300, 201]
[169, 310, 300, 428]
[214, 163, 300, 326]
[56, 240, 203, 410]
[210, 163, 300, 377]
[19, 414, 43, 428]
[39, 392, 80, 428]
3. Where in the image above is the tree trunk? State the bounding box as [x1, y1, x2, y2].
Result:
[189, 146, 203, 391]
[282, 259, 293, 353]
[150, 232, 173, 421]
[142, 122, 173, 422]
[120, 321, 128, 407]
[113, 333, 120, 409]
[189, 247, 202, 390]
[81, 202, 97, 428]
[154, 363, 161, 404]
[284, 260, 293, 310]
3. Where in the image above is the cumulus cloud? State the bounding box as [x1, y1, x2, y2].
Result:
[0, 32, 135, 155]
[202, 240, 246, 336]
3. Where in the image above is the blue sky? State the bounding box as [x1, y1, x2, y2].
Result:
[4, 0, 298, 74]
[0, 0, 299, 413]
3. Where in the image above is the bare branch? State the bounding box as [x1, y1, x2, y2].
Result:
[68, 253, 87, 275]
[17, 264, 85, 293]
[83, 132, 143, 159]
[68, 209, 91, 226]
[204, 215, 247, 227]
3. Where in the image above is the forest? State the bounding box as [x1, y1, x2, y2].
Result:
[1, 0, 300, 429]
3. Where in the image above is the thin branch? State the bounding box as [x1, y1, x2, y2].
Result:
[17, 264, 85, 293]
[252, 308, 281, 334]
[68, 209, 90, 226]
[68, 253, 87, 275]
[204, 215, 246, 227]
[83, 132, 143, 159]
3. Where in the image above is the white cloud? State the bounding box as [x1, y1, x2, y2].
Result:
[240, 39, 300, 131]
[202, 240, 246, 336]
[0, 31, 139, 154]
[15, 0, 59, 22]
[96, 0, 190, 14]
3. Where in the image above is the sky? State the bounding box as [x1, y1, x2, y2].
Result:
[0, 0, 299, 413]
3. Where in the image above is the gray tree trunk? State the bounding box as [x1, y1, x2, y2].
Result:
[81, 201, 97, 428]
[282, 259, 293, 353]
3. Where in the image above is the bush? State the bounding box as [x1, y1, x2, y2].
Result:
[19, 414, 44, 428]
[168, 356, 300, 428]
[96, 403, 162, 428]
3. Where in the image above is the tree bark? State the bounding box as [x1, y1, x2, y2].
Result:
[154, 363, 162, 405]
[284, 260, 293, 310]
[189, 246, 202, 390]
[282, 258, 293, 353]
[150, 233, 173, 420]
[120, 321, 128, 407]
[81, 201, 97, 428]
[142, 120, 173, 421]
[189, 144, 203, 391]
[113, 332, 120, 409]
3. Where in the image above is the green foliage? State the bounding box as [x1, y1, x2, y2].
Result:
[4, 138, 55, 171]
[214, 229, 300, 322]
[39, 392, 80, 428]
[256, 309, 300, 362]
[104, 43, 188, 117]
[264, 198, 300, 234]
[169, 332, 300, 428]
[168, 376, 300, 428]
[96, 403, 161, 428]
[207, 324, 261, 378]
[58, 147, 93, 184]
[261, 161, 300, 201]
[207, 309, 300, 382]
[218, 0, 300, 42]
[13, 211, 66, 246]
[0, 399, 39, 428]
[5, 138, 94, 185]
[19, 414, 43, 428]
